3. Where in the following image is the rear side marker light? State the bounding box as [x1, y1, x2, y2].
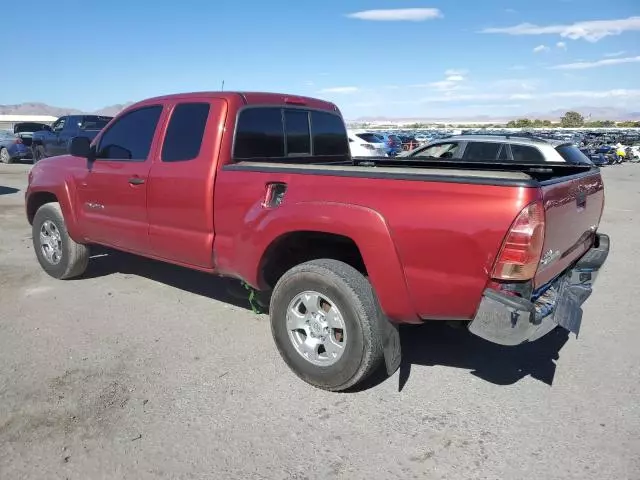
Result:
[492, 201, 545, 281]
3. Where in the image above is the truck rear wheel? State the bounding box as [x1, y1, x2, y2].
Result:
[32, 146, 45, 163]
[269, 259, 384, 391]
[32, 202, 89, 279]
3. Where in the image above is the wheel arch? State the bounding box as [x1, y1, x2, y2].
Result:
[248, 202, 419, 323]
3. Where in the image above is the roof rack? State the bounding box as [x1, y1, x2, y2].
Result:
[459, 131, 556, 142]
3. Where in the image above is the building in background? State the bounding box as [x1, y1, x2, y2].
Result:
[0, 115, 57, 131]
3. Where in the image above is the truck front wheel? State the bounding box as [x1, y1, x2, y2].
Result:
[269, 259, 384, 391]
[32, 202, 89, 279]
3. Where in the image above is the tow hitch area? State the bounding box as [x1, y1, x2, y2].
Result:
[468, 234, 610, 346]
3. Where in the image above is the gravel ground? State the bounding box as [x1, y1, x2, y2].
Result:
[1, 162, 639, 480]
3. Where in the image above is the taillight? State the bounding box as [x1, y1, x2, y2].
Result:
[491, 201, 545, 281]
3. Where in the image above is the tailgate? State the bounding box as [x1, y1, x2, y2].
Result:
[535, 170, 604, 287]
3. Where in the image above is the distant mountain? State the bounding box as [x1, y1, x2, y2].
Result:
[0, 101, 134, 117]
[0, 102, 83, 117]
[524, 106, 639, 122]
[94, 103, 134, 116]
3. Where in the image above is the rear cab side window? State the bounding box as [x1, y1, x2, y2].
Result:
[161, 103, 211, 162]
[96, 105, 163, 161]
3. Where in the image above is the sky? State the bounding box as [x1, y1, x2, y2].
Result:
[2, 0, 640, 119]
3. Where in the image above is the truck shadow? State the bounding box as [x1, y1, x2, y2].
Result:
[0, 186, 20, 196]
[84, 248, 256, 311]
[358, 323, 570, 392]
[83, 249, 569, 392]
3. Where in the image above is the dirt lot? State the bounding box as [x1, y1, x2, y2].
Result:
[1, 163, 639, 480]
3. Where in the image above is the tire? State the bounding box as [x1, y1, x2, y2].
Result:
[32, 202, 89, 279]
[32, 145, 45, 163]
[0, 147, 12, 164]
[269, 259, 384, 391]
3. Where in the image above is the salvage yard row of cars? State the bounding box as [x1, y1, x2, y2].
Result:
[20, 91, 611, 391]
[2, 113, 639, 165]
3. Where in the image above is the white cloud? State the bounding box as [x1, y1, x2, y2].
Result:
[346, 8, 442, 22]
[445, 69, 468, 76]
[491, 79, 538, 91]
[481, 16, 640, 42]
[604, 51, 626, 57]
[446, 75, 465, 82]
[533, 44, 550, 53]
[318, 86, 359, 94]
[550, 55, 640, 69]
[556, 41, 567, 50]
[428, 80, 461, 91]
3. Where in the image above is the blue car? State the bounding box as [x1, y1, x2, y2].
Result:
[0, 130, 31, 164]
[373, 133, 404, 156]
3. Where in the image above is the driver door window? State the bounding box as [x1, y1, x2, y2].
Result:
[52, 118, 66, 133]
[96, 106, 162, 161]
[412, 142, 460, 159]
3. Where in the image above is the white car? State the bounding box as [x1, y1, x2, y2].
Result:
[347, 131, 387, 157]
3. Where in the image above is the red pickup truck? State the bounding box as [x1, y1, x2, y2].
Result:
[25, 92, 610, 391]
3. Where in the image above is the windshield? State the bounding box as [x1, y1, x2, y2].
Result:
[80, 116, 112, 130]
[556, 145, 594, 165]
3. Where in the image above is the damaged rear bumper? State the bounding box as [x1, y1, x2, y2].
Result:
[468, 233, 610, 346]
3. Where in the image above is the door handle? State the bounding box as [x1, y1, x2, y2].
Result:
[128, 177, 145, 185]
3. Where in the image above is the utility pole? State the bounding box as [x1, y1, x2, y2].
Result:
[221, 80, 225, 91]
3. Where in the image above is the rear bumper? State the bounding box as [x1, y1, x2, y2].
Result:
[468, 233, 610, 346]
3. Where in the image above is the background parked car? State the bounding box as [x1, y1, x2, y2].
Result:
[373, 133, 403, 156]
[0, 130, 31, 163]
[13, 122, 50, 152]
[31, 115, 112, 162]
[347, 131, 387, 157]
[397, 135, 420, 151]
[399, 134, 595, 165]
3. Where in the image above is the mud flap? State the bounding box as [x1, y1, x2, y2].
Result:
[381, 318, 401, 375]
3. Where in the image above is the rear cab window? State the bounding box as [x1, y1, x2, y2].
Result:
[233, 107, 348, 162]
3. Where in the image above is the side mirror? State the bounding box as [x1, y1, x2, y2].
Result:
[68, 136, 92, 158]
